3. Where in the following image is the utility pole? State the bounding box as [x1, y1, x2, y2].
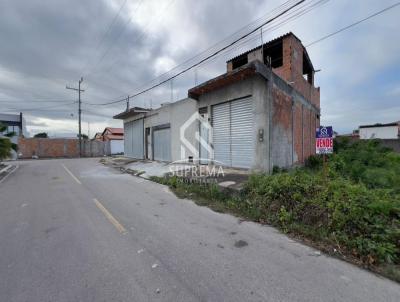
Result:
[66, 77, 84, 157]
[126, 95, 130, 111]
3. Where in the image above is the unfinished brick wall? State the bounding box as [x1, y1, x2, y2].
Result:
[293, 103, 303, 163]
[18, 138, 110, 159]
[271, 84, 318, 167]
[271, 85, 293, 168]
[273, 35, 320, 110]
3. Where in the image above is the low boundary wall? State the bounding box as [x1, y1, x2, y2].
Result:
[18, 138, 111, 158]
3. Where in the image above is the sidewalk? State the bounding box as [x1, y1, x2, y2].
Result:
[100, 157, 251, 191]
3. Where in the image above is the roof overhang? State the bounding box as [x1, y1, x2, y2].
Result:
[359, 121, 400, 129]
[113, 107, 151, 120]
[188, 61, 268, 99]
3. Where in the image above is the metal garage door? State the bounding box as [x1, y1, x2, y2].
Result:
[124, 119, 143, 158]
[212, 102, 231, 166]
[153, 128, 171, 161]
[212, 97, 254, 168]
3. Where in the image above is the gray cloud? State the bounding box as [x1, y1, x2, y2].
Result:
[0, 0, 399, 136]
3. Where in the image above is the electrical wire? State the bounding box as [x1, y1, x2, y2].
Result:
[96, 0, 178, 76]
[95, 0, 327, 106]
[84, 0, 146, 78]
[0, 99, 76, 103]
[115, 0, 301, 96]
[306, 1, 400, 47]
[91, 0, 399, 107]
[2, 101, 78, 112]
[100, 0, 298, 77]
[80, 0, 129, 75]
[88, 0, 306, 106]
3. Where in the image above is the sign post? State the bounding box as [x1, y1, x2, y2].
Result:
[316, 126, 334, 179]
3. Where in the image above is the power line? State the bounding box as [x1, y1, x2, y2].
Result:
[194, 0, 330, 68]
[114, 0, 300, 96]
[83, 0, 146, 78]
[0, 99, 75, 103]
[97, 0, 178, 76]
[81, 0, 129, 75]
[95, 0, 328, 106]
[2, 101, 78, 112]
[81, 0, 302, 106]
[306, 2, 400, 47]
[90, 0, 306, 106]
[34, 0, 396, 115]
[82, 0, 328, 108]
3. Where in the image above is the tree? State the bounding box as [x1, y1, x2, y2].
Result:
[0, 123, 17, 161]
[77, 133, 88, 140]
[34, 132, 48, 138]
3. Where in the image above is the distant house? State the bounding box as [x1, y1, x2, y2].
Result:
[359, 122, 400, 140]
[93, 132, 103, 141]
[101, 127, 124, 154]
[0, 112, 27, 159]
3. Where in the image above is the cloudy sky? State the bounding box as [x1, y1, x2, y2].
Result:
[0, 0, 399, 137]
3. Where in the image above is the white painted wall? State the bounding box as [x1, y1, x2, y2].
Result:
[110, 140, 124, 154]
[144, 98, 198, 162]
[359, 126, 399, 139]
[123, 98, 198, 162]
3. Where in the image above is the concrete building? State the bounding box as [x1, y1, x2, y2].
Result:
[359, 122, 400, 140]
[114, 33, 320, 172]
[0, 112, 27, 159]
[114, 101, 198, 162]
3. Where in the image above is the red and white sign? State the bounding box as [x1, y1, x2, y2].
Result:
[316, 138, 333, 154]
[316, 126, 334, 154]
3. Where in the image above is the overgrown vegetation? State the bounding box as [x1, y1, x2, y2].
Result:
[152, 139, 400, 281]
[0, 122, 17, 161]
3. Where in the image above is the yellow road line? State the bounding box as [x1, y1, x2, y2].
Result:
[62, 164, 82, 185]
[93, 198, 127, 234]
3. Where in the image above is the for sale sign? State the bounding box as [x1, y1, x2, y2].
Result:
[316, 126, 333, 154]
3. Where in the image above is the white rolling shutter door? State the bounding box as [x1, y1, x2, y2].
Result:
[231, 98, 254, 168]
[212, 97, 254, 168]
[212, 102, 231, 166]
[153, 128, 171, 161]
[124, 119, 143, 158]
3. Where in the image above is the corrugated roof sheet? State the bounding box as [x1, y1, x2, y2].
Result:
[359, 121, 400, 129]
[227, 32, 301, 62]
[106, 127, 124, 134]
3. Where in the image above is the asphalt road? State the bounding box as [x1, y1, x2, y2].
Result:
[0, 158, 399, 302]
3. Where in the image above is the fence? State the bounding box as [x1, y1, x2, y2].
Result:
[18, 138, 111, 159]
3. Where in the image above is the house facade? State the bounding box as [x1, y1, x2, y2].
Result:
[359, 122, 400, 140]
[101, 127, 124, 155]
[114, 33, 320, 172]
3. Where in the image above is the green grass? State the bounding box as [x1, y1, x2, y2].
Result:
[151, 139, 400, 282]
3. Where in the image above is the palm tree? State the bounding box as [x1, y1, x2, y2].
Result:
[0, 122, 17, 161]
